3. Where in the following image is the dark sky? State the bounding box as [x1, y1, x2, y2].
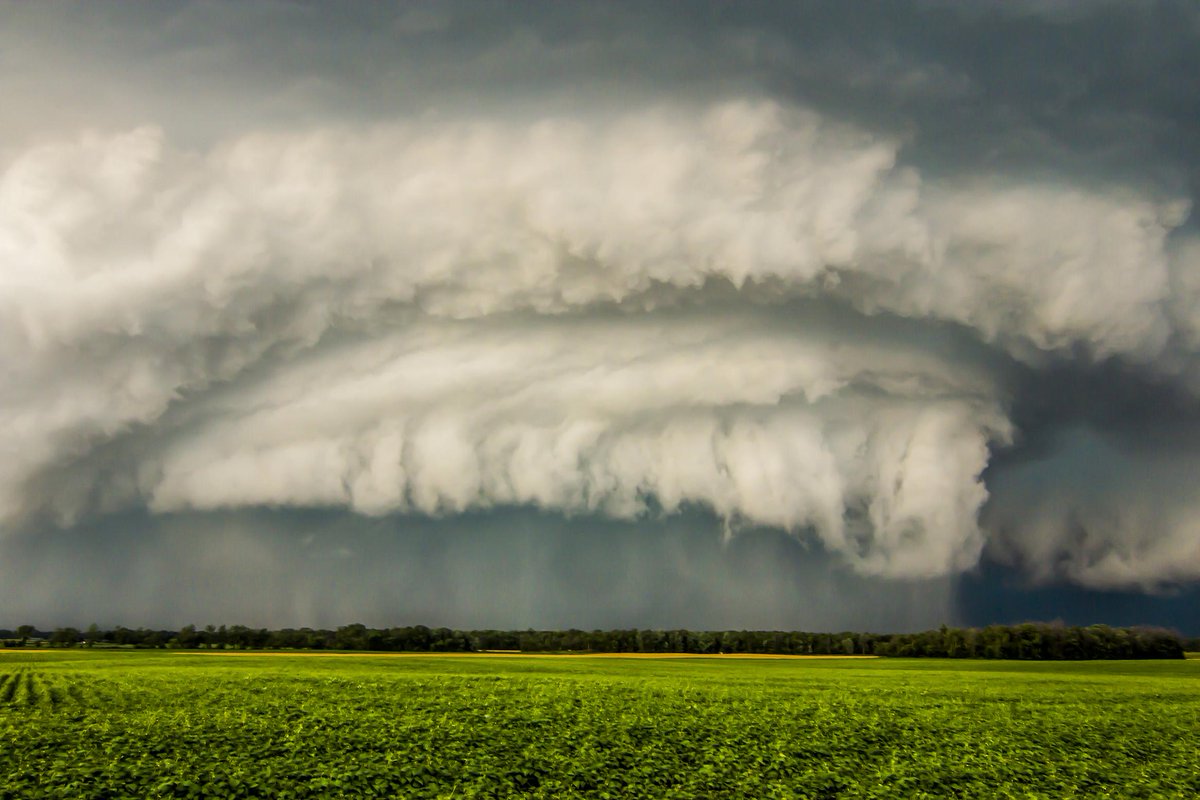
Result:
[1, 1, 1198, 632]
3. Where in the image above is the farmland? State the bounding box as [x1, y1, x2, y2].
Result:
[2, 651, 1198, 798]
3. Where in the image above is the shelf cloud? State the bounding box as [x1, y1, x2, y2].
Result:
[2, 1, 1198, 627]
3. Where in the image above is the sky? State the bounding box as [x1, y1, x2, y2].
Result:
[2, 1, 1199, 633]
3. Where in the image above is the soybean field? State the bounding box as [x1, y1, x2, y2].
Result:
[2, 650, 1198, 798]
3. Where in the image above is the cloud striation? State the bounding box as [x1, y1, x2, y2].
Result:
[2, 1, 1199, 628]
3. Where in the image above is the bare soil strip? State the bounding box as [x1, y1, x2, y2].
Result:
[166, 651, 878, 659]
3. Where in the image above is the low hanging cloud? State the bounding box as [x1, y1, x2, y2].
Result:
[3, 2, 1200, 633]
[2, 95, 1198, 593]
[985, 425, 1200, 590]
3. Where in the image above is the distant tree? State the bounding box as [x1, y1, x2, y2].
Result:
[142, 630, 168, 648]
[943, 626, 964, 658]
[1015, 623, 1042, 659]
[177, 625, 201, 649]
[50, 627, 80, 647]
[518, 630, 545, 652]
[633, 629, 660, 653]
[335, 624, 368, 650]
[226, 625, 254, 650]
[14, 620, 1184, 659]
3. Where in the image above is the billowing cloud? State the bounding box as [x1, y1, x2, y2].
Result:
[1, 1, 1199, 627]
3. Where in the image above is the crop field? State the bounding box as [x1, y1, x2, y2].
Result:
[2, 651, 1198, 798]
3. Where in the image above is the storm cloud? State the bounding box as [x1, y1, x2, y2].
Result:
[2, 1, 1199, 629]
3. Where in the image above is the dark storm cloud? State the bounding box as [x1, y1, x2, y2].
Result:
[2, 1, 1199, 628]
[0, 507, 955, 632]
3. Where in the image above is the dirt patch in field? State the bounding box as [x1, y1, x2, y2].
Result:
[573, 653, 879, 659]
[171, 651, 878, 659]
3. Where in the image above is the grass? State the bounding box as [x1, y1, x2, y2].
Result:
[2, 650, 1198, 798]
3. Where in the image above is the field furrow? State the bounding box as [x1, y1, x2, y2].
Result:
[11, 670, 33, 706]
[0, 652, 1197, 799]
[0, 671, 16, 703]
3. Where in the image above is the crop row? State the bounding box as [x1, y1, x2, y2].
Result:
[2, 655, 1199, 799]
[0, 670, 88, 711]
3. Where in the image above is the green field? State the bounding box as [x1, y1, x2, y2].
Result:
[2, 651, 1198, 798]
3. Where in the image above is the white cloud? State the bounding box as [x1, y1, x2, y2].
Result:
[0, 100, 1194, 584]
[985, 427, 1200, 590]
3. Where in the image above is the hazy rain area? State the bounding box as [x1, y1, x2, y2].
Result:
[2, 1, 1199, 631]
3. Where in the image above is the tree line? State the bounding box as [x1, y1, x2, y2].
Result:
[0, 621, 1188, 659]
